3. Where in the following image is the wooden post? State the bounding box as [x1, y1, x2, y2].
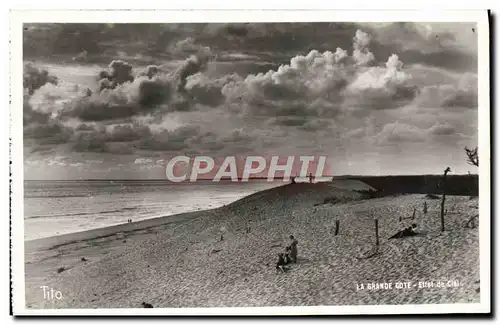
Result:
[375, 219, 379, 246]
[335, 220, 340, 236]
[440, 167, 451, 232]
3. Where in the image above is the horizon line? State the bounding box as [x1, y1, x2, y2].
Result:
[24, 174, 479, 181]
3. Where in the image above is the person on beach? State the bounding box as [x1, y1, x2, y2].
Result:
[284, 252, 291, 264]
[287, 235, 298, 263]
[276, 253, 289, 273]
[389, 223, 418, 239]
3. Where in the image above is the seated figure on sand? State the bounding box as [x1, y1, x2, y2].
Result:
[276, 253, 289, 273]
[284, 252, 291, 264]
[389, 223, 418, 239]
[287, 235, 298, 263]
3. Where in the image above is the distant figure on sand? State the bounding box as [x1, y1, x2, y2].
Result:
[276, 253, 289, 273]
[389, 224, 418, 239]
[423, 201, 428, 215]
[287, 235, 298, 263]
[141, 302, 153, 308]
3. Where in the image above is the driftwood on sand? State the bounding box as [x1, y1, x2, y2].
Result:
[465, 214, 479, 229]
[355, 246, 380, 260]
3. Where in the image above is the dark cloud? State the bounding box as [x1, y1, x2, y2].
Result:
[177, 49, 212, 93]
[368, 22, 478, 72]
[62, 122, 259, 155]
[268, 116, 308, 127]
[185, 73, 242, 107]
[75, 123, 96, 131]
[402, 49, 477, 73]
[63, 99, 142, 121]
[98, 60, 134, 91]
[23, 63, 58, 95]
[299, 119, 333, 131]
[23, 24, 115, 63]
[23, 23, 169, 63]
[23, 22, 476, 74]
[49, 24, 104, 55]
[224, 25, 249, 37]
[131, 126, 256, 154]
[106, 124, 151, 142]
[138, 78, 174, 107]
[441, 90, 478, 109]
[58, 50, 214, 122]
[59, 62, 174, 121]
[23, 121, 72, 145]
[72, 131, 109, 153]
[138, 65, 161, 79]
[200, 23, 361, 55]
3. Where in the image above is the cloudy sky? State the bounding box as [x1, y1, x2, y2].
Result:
[22, 22, 478, 180]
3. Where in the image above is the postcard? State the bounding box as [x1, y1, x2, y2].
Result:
[10, 9, 491, 316]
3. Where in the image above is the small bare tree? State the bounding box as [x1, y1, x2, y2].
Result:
[465, 146, 479, 167]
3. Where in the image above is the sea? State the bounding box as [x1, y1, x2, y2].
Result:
[23, 179, 283, 241]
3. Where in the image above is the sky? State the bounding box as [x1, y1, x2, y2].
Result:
[22, 22, 479, 180]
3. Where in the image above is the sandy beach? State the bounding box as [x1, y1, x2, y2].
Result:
[24, 182, 480, 309]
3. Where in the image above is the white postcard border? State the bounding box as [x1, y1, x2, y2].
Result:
[10, 9, 491, 315]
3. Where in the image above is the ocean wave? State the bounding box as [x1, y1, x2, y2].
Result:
[24, 194, 100, 199]
[25, 206, 139, 219]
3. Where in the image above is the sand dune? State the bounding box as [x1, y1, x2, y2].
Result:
[24, 182, 480, 309]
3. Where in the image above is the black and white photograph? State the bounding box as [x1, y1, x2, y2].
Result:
[10, 10, 490, 315]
